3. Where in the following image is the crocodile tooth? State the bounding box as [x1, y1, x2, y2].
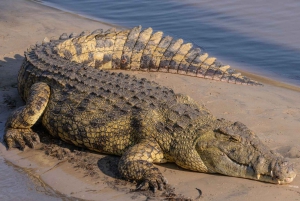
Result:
[256, 174, 261, 180]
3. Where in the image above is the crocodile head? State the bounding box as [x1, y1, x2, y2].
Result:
[196, 121, 296, 184]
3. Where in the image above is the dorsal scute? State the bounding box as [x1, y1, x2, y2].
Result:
[41, 26, 262, 86]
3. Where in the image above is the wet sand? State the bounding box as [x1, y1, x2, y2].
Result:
[0, 0, 299, 200]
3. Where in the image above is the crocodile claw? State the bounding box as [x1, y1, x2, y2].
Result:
[4, 128, 40, 150]
[136, 170, 168, 192]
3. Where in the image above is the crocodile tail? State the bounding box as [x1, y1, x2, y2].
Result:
[54, 26, 262, 86]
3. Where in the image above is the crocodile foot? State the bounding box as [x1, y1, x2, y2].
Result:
[136, 167, 168, 192]
[4, 128, 40, 150]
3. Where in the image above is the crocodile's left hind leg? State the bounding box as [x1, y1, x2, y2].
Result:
[4, 82, 50, 150]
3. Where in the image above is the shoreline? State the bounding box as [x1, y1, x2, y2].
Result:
[1, 0, 300, 200]
[29, 0, 125, 30]
[237, 69, 300, 92]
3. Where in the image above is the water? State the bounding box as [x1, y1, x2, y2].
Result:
[0, 155, 62, 201]
[37, 0, 300, 86]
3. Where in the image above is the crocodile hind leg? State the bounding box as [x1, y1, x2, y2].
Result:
[4, 82, 50, 150]
[118, 139, 168, 192]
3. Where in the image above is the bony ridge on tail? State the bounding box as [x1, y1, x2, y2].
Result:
[4, 26, 295, 192]
[55, 25, 262, 85]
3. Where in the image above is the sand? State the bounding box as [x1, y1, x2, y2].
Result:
[0, 0, 299, 200]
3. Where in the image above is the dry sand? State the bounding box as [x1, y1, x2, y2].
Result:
[0, 0, 300, 200]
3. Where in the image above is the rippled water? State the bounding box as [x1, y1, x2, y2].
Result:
[39, 0, 300, 86]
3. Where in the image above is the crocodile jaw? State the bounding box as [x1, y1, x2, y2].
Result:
[195, 121, 297, 184]
[241, 158, 296, 184]
[197, 145, 297, 184]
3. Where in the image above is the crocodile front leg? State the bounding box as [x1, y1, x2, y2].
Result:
[118, 139, 168, 192]
[5, 82, 50, 150]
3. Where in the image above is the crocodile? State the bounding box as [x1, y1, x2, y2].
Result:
[4, 26, 296, 192]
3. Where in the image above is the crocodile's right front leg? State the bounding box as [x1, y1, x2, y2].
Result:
[4, 82, 50, 150]
[118, 139, 168, 192]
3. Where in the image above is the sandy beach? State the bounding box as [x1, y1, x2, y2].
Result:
[0, 0, 300, 200]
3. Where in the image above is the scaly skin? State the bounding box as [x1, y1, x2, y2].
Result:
[56, 25, 261, 85]
[4, 26, 296, 192]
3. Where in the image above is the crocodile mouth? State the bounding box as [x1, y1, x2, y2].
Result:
[224, 153, 296, 184]
[277, 177, 295, 184]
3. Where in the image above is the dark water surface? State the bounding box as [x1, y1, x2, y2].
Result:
[39, 0, 300, 86]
